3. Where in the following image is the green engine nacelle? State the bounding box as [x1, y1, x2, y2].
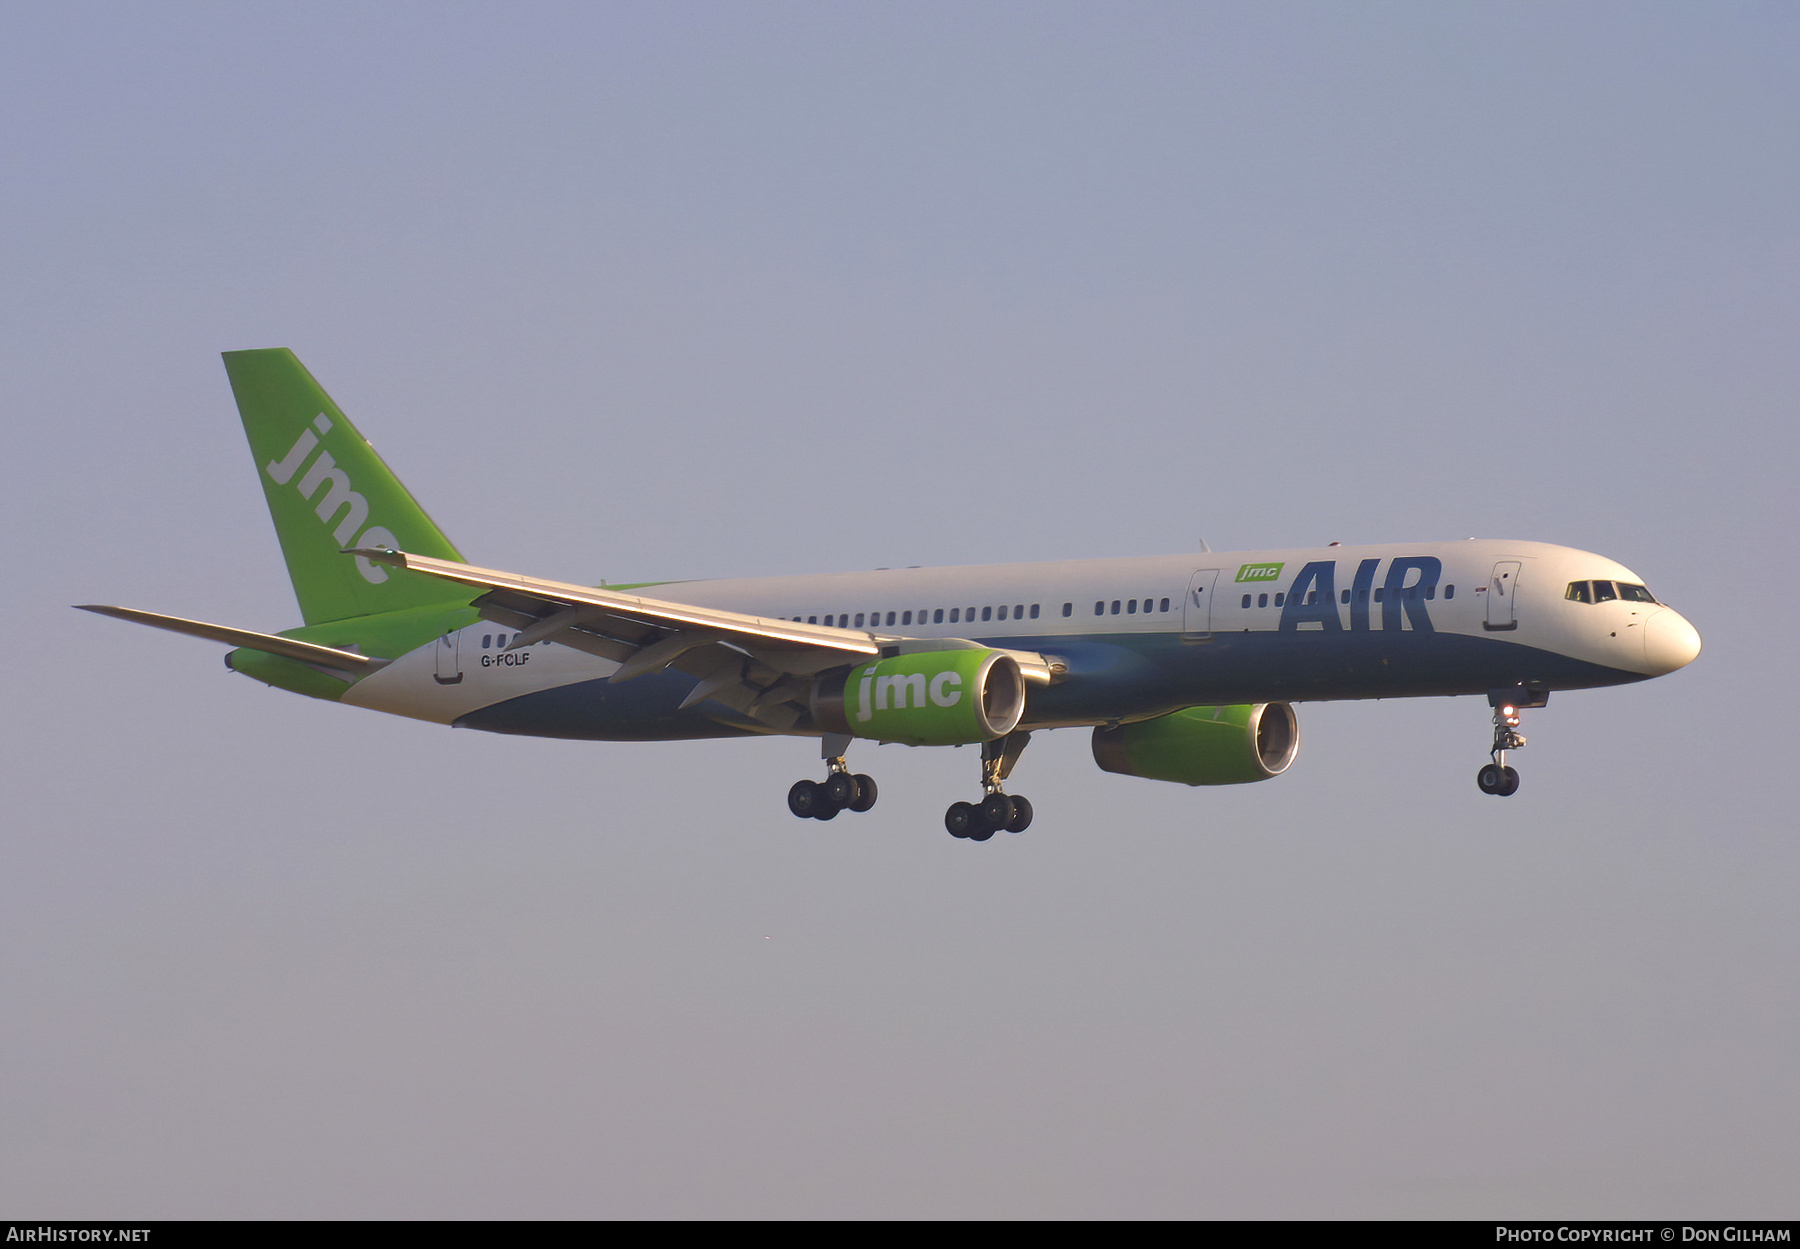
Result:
[814, 648, 1026, 746]
[1091, 703, 1299, 786]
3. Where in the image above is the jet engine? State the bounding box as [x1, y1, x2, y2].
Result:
[813, 648, 1025, 746]
[1091, 702, 1299, 785]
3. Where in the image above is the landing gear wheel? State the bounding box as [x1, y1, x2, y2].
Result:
[1477, 763, 1503, 795]
[823, 772, 857, 808]
[1498, 765, 1520, 797]
[1003, 795, 1033, 833]
[789, 778, 843, 819]
[788, 779, 822, 818]
[967, 819, 997, 842]
[848, 774, 878, 813]
[978, 792, 1015, 829]
[945, 801, 977, 839]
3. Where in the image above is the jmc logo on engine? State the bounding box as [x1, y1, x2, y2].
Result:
[1235, 562, 1284, 583]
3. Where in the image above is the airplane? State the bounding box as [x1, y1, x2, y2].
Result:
[80, 349, 1703, 841]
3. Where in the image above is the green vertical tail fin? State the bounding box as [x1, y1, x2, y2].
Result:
[223, 348, 468, 625]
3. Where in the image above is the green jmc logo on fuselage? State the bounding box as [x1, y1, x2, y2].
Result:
[1235, 562, 1284, 583]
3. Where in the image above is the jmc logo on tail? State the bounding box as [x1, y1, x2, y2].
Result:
[266, 414, 400, 584]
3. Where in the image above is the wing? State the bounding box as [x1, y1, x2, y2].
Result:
[352, 548, 1054, 732]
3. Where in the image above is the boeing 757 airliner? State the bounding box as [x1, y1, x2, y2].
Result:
[81, 350, 1702, 841]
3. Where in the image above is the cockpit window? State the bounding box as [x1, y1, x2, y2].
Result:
[1568, 579, 1658, 605]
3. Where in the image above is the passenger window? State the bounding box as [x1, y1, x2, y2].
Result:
[808, 616, 817, 624]
[1306, 591, 1316, 605]
[902, 611, 912, 625]
[997, 605, 1007, 620]
[933, 609, 944, 623]
[1127, 599, 1137, 614]
[1373, 588, 1383, 602]
[1445, 585, 1455, 600]
[950, 608, 960, 623]
[1274, 593, 1285, 607]
[1425, 586, 1435, 600]
[1340, 589, 1350, 604]
[886, 612, 896, 626]
[1593, 581, 1617, 603]
[1059, 603, 1068, 617]
[496, 634, 507, 648]
[1095, 601, 1104, 616]
[1257, 593, 1268, 608]
[1159, 598, 1170, 612]
[982, 606, 992, 622]
[967, 607, 975, 620]
[1032, 604, 1041, 619]
[854, 613, 865, 627]
[1111, 600, 1121, 615]
[482, 635, 491, 649]
[1017, 604, 1027, 618]
[1242, 594, 1251, 608]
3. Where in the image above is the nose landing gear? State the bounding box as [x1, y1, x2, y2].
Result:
[1477, 687, 1545, 797]
[945, 732, 1034, 841]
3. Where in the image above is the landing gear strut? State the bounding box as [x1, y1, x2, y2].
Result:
[1476, 687, 1543, 797]
[946, 732, 1034, 841]
[788, 733, 876, 821]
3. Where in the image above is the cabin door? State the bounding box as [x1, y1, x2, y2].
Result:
[1184, 570, 1220, 636]
[434, 620, 464, 684]
[1485, 561, 1521, 631]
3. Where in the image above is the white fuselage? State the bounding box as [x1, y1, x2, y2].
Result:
[342, 539, 1701, 736]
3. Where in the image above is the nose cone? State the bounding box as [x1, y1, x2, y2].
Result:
[1643, 608, 1702, 675]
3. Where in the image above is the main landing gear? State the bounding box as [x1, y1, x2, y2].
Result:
[784, 732, 1037, 840]
[1477, 687, 1545, 797]
[945, 732, 1034, 842]
[788, 742, 877, 822]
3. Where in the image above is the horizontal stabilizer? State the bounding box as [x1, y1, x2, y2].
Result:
[75, 605, 378, 672]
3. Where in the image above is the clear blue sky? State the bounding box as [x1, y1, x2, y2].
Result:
[3, 1, 1795, 1217]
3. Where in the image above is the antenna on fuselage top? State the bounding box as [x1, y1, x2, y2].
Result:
[1198, 537, 1211, 552]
